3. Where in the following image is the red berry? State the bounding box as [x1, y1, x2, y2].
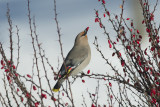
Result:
[95, 18, 99, 22]
[126, 18, 130, 20]
[27, 74, 32, 78]
[121, 60, 125, 67]
[103, 13, 106, 17]
[17, 88, 19, 92]
[102, 0, 105, 4]
[1, 60, 4, 65]
[87, 70, 90, 74]
[82, 80, 85, 83]
[109, 82, 112, 87]
[33, 85, 37, 90]
[41, 93, 47, 99]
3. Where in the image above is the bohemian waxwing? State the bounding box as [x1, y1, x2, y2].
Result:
[53, 27, 91, 92]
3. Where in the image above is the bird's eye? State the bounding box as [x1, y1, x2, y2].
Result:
[82, 33, 85, 36]
[81, 32, 86, 37]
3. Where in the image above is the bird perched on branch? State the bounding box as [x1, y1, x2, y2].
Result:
[53, 27, 91, 92]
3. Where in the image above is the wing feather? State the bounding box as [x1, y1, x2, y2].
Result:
[58, 46, 88, 79]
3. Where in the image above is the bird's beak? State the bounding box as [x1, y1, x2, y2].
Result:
[83, 27, 89, 36]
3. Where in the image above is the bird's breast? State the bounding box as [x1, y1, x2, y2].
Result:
[70, 46, 91, 76]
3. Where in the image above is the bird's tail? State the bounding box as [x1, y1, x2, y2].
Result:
[52, 78, 65, 92]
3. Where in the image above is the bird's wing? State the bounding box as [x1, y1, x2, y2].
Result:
[58, 46, 88, 79]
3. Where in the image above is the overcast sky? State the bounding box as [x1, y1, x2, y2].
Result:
[0, 0, 159, 106]
[0, 0, 124, 77]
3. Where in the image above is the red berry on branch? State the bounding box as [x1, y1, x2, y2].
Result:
[17, 88, 19, 92]
[107, 11, 110, 16]
[109, 82, 112, 87]
[21, 97, 24, 102]
[92, 104, 96, 107]
[87, 70, 90, 74]
[121, 60, 125, 67]
[96, 11, 99, 16]
[33, 85, 37, 90]
[13, 65, 16, 69]
[102, 0, 105, 4]
[95, 18, 99, 22]
[27, 74, 32, 78]
[126, 18, 130, 20]
[103, 13, 106, 17]
[26, 93, 31, 98]
[82, 79, 85, 83]
[1, 60, 4, 65]
[41, 93, 47, 99]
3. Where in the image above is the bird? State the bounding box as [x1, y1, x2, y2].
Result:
[53, 27, 91, 92]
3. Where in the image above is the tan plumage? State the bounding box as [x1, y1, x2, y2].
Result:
[53, 27, 91, 92]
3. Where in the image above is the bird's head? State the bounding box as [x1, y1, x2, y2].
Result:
[75, 27, 89, 45]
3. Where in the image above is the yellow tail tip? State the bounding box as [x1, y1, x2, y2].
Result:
[52, 88, 60, 92]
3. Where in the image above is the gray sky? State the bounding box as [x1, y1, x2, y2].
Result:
[0, 0, 123, 74]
